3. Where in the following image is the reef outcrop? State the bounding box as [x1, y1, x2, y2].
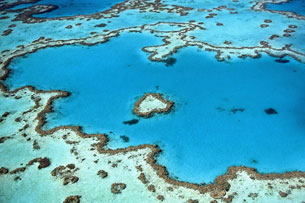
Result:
[133, 93, 174, 118]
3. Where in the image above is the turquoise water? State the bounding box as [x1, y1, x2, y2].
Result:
[5, 33, 305, 183]
[11, 0, 123, 17]
[266, 0, 305, 16]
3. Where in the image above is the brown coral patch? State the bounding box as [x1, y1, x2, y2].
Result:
[284, 29, 295, 33]
[97, 169, 108, 178]
[0, 16, 9, 20]
[94, 23, 107, 27]
[0, 136, 10, 143]
[288, 25, 297, 29]
[222, 195, 234, 202]
[279, 191, 288, 197]
[148, 184, 156, 192]
[269, 34, 279, 40]
[63, 195, 81, 203]
[283, 33, 291, 37]
[63, 176, 79, 185]
[28, 157, 51, 169]
[2, 112, 9, 117]
[210, 190, 226, 199]
[10, 167, 26, 174]
[0, 167, 9, 174]
[8, 24, 16, 28]
[111, 183, 126, 194]
[51, 164, 79, 185]
[2, 29, 13, 36]
[33, 140, 40, 150]
[188, 200, 198, 203]
[248, 193, 258, 198]
[138, 172, 149, 184]
[260, 24, 269, 28]
[157, 195, 164, 201]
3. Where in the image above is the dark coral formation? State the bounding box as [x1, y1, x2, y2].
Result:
[67, 164, 75, 169]
[157, 195, 164, 201]
[284, 29, 295, 33]
[147, 184, 156, 192]
[120, 135, 129, 142]
[260, 24, 269, 28]
[222, 195, 234, 202]
[188, 199, 198, 203]
[97, 169, 108, 178]
[63, 195, 81, 203]
[138, 172, 149, 184]
[111, 183, 127, 194]
[164, 57, 176, 66]
[269, 34, 279, 40]
[28, 157, 51, 169]
[33, 140, 40, 150]
[210, 190, 226, 199]
[275, 58, 289, 63]
[63, 176, 79, 185]
[2, 157, 49, 175]
[2, 112, 9, 117]
[224, 41, 232, 45]
[283, 33, 291, 37]
[205, 13, 217, 18]
[288, 25, 297, 29]
[123, 119, 139, 125]
[0, 167, 9, 174]
[51, 164, 79, 185]
[279, 191, 288, 197]
[230, 108, 244, 114]
[94, 23, 107, 27]
[15, 117, 21, 122]
[10, 167, 26, 174]
[0, 16, 9, 20]
[0, 136, 10, 143]
[2, 29, 12, 36]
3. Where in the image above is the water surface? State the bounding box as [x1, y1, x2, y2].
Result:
[6, 33, 305, 183]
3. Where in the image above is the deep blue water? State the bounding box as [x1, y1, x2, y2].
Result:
[266, 0, 305, 16]
[6, 33, 305, 183]
[12, 0, 123, 17]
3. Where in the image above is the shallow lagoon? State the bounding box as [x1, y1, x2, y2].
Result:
[266, 0, 305, 16]
[6, 33, 305, 183]
[11, 0, 123, 17]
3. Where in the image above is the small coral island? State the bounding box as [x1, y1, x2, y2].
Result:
[133, 93, 174, 118]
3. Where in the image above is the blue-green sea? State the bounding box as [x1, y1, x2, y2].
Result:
[6, 32, 305, 183]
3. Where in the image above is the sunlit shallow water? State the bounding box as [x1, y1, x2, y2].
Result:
[5, 33, 305, 183]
